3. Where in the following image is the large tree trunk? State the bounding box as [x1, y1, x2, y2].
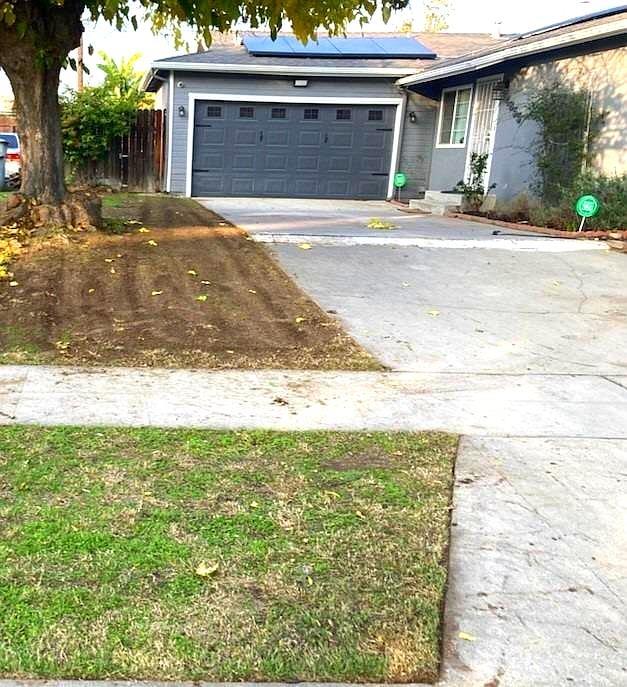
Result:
[7, 63, 66, 204]
[0, 0, 89, 222]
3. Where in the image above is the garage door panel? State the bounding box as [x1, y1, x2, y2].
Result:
[328, 131, 353, 147]
[233, 129, 257, 145]
[233, 154, 255, 171]
[231, 178, 255, 195]
[263, 178, 289, 194]
[298, 130, 323, 146]
[293, 178, 320, 196]
[196, 128, 225, 145]
[265, 154, 289, 171]
[192, 174, 225, 195]
[194, 152, 225, 170]
[266, 130, 290, 146]
[192, 100, 394, 199]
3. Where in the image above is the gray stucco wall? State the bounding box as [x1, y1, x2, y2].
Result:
[159, 71, 435, 197]
[490, 44, 627, 200]
[428, 146, 467, 191]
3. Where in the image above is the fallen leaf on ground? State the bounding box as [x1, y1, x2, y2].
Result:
[88, 288, 95, 294]
[187, 269, 197, 276]
[147, 239, 158, 247]
[458, 631, 476, 641]
[248, 289, 257, 294]
[195, 561, 219, 578]
[110, 267, 116, 274]
[295, 316, 306, 324]
[427, 309, 440, 317]
[196, 294, 208, 302]
[138, 227, 150, 233]
[8, 281, 18, 287]
[104, 258, 115, 263]
[151, 290, 163, 296]
[201, 280, 211, 285]
[298, 243, 313, 250]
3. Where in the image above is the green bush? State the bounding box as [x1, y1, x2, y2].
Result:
[61, 87, 142, 170]
[528, 172, 627, 231]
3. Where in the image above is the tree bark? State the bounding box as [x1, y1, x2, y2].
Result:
[6, 63, 66, 203]
[0, 1, 85, 206]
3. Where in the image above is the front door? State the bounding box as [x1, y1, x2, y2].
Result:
[464, 78, 502, 187]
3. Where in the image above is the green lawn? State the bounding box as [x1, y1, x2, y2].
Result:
[0, 191, 9, 201]
[0, 428, 456, 683]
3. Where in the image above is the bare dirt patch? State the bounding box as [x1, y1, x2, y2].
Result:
[0, 194, 378, 369]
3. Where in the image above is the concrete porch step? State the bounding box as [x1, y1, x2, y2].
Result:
[409, 190, 463, 215]
[409, 198, 460, 215]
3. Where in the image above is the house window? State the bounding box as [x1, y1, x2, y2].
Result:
[368, 109, 383, 121]
[303, 108, 319, 120]
[336, 108, 352, 120]
[438, 87, 472, 145]
[206, 106, 222, 118]
[271, 107, 287, 119]
[239, 106, 255, 119]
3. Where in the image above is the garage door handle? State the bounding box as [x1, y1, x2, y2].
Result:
[371, 173, 388, 176]
[259, 130, 264, 142]
[376, 128, 393, 132]
[324, 133, 328, 144]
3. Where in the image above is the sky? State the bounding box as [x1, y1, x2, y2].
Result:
[0, 0, 621, 97]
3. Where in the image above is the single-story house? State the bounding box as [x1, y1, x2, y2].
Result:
[144, 6, 626, 204]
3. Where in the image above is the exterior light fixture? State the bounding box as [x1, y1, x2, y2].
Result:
[294, 79, 308, 87]
[408, 111, 417, 123]
[178, 105, 186, 117]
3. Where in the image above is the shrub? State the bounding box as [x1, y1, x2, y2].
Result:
[507, 83, 604, 204]
[528, 172, 627, 230]
[454, 153, 495, 212]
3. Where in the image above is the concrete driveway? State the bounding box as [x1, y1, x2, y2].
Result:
[200, 197, 627, 686]
[201, 197, 624, 375]
[204, 196, 555, 241]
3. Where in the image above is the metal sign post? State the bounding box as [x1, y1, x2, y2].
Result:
[393, 172, 407, 202]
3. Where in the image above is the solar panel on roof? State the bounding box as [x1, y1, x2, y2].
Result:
[242, 35, 437, 59]
[372, 37, 436, 58]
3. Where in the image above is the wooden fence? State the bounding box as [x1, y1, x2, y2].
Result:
[78, 109, 167, 192]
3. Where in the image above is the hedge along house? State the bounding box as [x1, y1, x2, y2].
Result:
[144, 31, 502, 200]
[144, 7, 626, 204]
[399, 6, 627, 207]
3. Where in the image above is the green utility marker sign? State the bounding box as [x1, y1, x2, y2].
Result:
[394, 172, 407, 188]
[575, 194, 600, 232]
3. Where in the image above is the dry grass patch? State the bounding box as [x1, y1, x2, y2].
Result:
[0, 427, 456, 683]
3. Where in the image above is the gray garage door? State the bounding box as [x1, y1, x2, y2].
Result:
[191, 101, 396, 199]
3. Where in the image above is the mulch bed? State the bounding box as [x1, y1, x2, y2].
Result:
[447, 211, 627, 241]
[0, 194, 379, 370]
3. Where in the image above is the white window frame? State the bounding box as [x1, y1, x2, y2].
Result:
[184, 92, 405, 200]
[435, 84, 474, 149]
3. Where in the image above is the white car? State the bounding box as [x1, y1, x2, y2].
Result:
[0, 132, 21, 188]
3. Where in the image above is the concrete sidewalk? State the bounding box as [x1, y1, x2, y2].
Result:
[1, 365, 627, 437]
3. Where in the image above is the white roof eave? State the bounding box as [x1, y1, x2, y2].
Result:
[149, 60, 418, 78]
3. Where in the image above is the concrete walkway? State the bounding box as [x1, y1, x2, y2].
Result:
[2, 365, 627, 438]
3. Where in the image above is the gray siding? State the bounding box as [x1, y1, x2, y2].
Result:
[397, 92, 437, 198]
[166, 72, 434, 197]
